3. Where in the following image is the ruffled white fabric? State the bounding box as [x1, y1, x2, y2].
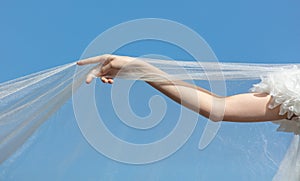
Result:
[272, 135, 300, 181]
[251, 66, 300, 135]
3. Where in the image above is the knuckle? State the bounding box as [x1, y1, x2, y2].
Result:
[107, 54, 115, 61]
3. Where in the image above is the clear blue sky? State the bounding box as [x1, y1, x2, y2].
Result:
[0, 0, 299, 180]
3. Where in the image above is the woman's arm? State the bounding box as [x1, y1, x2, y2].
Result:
[77, 54, 286, 122]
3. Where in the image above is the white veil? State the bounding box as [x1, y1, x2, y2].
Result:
[0, 59, 299, 180]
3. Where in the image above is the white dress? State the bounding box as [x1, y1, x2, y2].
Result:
[250, 66, 300, 135]
[250, 67, 300, 180]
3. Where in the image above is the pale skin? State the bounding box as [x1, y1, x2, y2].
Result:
[77, 54, 287, 123]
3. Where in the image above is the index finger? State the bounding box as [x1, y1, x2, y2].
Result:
[77, 54, 112, 65]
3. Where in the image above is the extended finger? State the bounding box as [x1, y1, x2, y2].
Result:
[77, 54, 112, 65]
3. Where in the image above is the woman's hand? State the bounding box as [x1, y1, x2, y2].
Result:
[77, 54, 140, 84]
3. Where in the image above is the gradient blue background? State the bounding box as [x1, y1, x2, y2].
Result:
[0, 0, 299, 180]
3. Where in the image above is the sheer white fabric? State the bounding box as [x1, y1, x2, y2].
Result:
[0, 62, 83, 163]
[272, 135, 300, 181]
[1, 59, 300, 180]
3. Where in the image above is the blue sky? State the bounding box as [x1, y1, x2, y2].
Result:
[0, 0, 300, 180]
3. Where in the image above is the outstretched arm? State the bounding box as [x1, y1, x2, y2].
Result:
[77, 54, 286, 122]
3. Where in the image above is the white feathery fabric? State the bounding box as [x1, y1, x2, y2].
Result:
[251, 66, 300, 135]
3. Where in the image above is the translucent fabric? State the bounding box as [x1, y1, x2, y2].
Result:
[0, 59, 300, 180]
[273, 135, 300, 181]
[0, 62, 79, 163]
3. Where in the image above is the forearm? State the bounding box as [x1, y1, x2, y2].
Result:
[125, 58, 284, 122]
[146, 79, 225, 121]
[140, 61, 223, 121]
